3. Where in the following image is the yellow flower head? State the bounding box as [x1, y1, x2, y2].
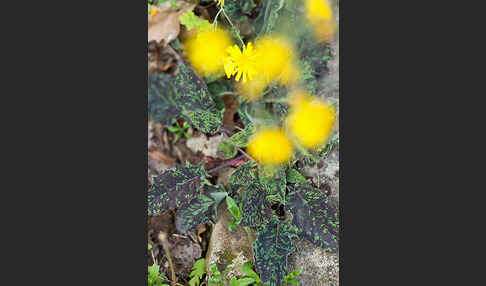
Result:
[224, 42, 258, 83]
[254, 36, 299, 85]
[237, 75, 267, 101]
[247, 128, 293, 165]
[150, 7, 159, 19]
[286, 92, 336, 149]
[305, 0, 336, 43]
[215, 0, 235, 8]
[184, 27, 233, 77]
[306, 0, 333, 21]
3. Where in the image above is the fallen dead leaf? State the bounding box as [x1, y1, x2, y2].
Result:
[149, 148, 177, 165]
[148, 1, 196, 44]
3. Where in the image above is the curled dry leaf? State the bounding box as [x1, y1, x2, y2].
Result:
[148, 148, 177, 165]
[148, 1, 196, 44]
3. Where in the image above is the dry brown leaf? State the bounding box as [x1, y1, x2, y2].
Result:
[148, 1, 196, 44]
[149, 149, 177, 165]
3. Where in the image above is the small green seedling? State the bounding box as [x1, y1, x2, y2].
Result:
[208, 261, 260, 286]
[226, 196, 242, 232]
[148, 264, 169, 286]
[167, 121, 190, 143]
[282, 269, 302, 285]
[241, 262, 264, 286]
[189, 258, 206, 286]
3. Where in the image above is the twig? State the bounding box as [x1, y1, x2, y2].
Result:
[218, 91, 239, 96]
[237, 147, 255, 162]
[207, 154, 246, 174]
[158, 232, 176, 286]
[150, 249, 157, 265]
[221, 127, 234, 136]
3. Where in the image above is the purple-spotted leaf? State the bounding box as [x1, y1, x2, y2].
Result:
[240, 183, 273, 227]
[148, 161, 209, 216]
[285, 185, 339, 253]
[253, 217, 299, 286]
[175, 186, 227, 234]
[148, 62, 222, 134]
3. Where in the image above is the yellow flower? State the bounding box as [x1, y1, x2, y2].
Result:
[286, 93, 336, 149]
[214, 0, 237, 8]
[224, 42, 258, 83]
[254, 36, 299, 85]
[237, 75, 267, 101]
[305, 0, 336, 43]
[306, 0, 333, 21]
[184, 27, 233, 77]
[150, 7, 159, 19]
[247, 128, 293, 165]
[279, 62, 299, 85]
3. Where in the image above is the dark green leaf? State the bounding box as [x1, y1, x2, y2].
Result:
[285, 185, 339, 252]
[228, 125, 255, 147]
[228, 161, 258, 195]
[260, 168, 286, 204]
[148, 162, 208, 215]
[253, 217, 299, 286]
[217, 125, 255, 159]
[240, 183, 272, 227]
[217, 140, 238, 160]
[148, 62, 222, 134]
[183, 109, 222, 135]
[286, 169, 307, 184]
[175, 186, 226, 234]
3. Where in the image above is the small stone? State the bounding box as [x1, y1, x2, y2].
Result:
[205, 202, 255, 278]
[186, 133, 226, 158]
[287, 239, 339, 286]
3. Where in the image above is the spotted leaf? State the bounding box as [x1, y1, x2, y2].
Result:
[285, 185, 339, 252]
[148, 161, 209, 215]
[253, 217, 299, 286]
[148, 62, 222, 134]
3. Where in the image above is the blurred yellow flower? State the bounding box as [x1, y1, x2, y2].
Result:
[150, 8, 159, 19]
[224, 42, 258, 83]
[305, 0, 336, 43]
[247, 128, 293, 165]
[306, 0, 332, 21]
[184, 27, 233, 77]
[286, 93, 336, 149]
[254, 36, 299, 85]
[237, 75, 267, 101]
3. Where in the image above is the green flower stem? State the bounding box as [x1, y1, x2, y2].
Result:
[213, 7, 245, 46]
[221, 9, 245, 46]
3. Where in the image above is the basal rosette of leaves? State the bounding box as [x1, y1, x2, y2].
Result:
[148, 158, 339, 286]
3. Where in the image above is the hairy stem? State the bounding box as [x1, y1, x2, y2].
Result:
[158, 232, 176, 286]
